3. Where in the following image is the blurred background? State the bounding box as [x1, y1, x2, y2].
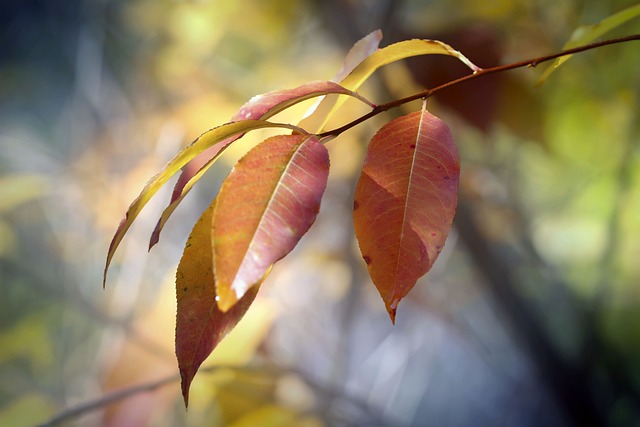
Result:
[1, 0, 639, 425]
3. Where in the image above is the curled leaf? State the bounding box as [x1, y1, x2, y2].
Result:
[302, 38, 482, 133]
[300, 29, 383, 125]
[150, 81, 371, 249]
[175, 200, 259, 407]
[333, 29, 384, 82]
[213, 134, 330, 311]
[353, 109, 459, 322]
[104, 119, 301, 286]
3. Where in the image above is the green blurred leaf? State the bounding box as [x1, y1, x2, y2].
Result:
[0, 395, 56, 427]
[538, 3, 640, 84]
[0, 175, 47, 212]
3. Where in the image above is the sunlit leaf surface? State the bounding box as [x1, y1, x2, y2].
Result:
[212, 134, 329, 311]
[175, 200, 259, 407]
[302, 38, 482, 132]
[353, 109, 459, 322]
[151, 81, 370, 248]
[104, 119, 300, 286]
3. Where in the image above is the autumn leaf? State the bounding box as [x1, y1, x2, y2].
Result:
[175, 200, 259, 407]
[212, 134, 330, 311]
[301, 38, 482, 133]
[333, 29, 383, 82]
[150, 81, 371, 249]
[104, 119, 301, 286]
[353, 109, 459, 322]
[299, 29, 383, 127]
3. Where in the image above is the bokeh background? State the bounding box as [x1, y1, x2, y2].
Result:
[1, 0, 640, 426]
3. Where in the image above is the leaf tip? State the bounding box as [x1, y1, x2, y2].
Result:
[149, 223, 161, 251]
[215, 285, 240, 313]
[385, 298, 400, 324]
[180, 369, 192, 409]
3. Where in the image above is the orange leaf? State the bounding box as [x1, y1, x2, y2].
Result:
[150, 81, 370, 249]
[212, 134, 329, 311]
[175, 200, 259, 407]
[353, 109, 459, 322]
[104, 119, 299, 286]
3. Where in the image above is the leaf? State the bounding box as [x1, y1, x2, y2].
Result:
[175, 200, 259, 407]
[212, 134, 330, 311]
[538, 3, 640, 84]
[301, 38, 482, 133]
[150, 81, 371, 249]
[299, 29, 383, 125]
[353, 109, 459, 323]
[104, 119, 301, 286]
[333, 29, 384, 82]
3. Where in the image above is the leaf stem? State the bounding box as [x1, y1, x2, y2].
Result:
[318, 33, 640, 138]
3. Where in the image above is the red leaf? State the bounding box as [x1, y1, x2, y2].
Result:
[150, 82, 369, 249]
[212, 134, 329, 311]
[175, 200, 259, 407]
[104, 119, 297, 286]
[353, 109, 459, 322]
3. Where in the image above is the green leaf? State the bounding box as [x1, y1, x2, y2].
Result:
[175, 200, 259, 407]
[353, 109, 459, 322]
[301, 38, 482, 133]
[212, 134, 330, 311]
[104, 119, 302, 286]
[538, 4, 640, 84]
[149, 81, 371, 249]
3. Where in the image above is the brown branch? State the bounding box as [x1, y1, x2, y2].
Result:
[35, 364, 397, 427]
[318, 33, 640, 138]
[35, 372, 180, 427]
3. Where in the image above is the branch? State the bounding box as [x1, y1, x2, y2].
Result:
[318, 33, 640, 138]
[35, 364, 397, 427]
[35, 372, 179, 427]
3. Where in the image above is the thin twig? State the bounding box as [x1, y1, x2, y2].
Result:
[318, 34, 640, 138]
[35, 364, 397, 427]
[35, 372, 180, 427]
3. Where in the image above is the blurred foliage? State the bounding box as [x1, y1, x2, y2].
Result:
[0, 0, 639, 426]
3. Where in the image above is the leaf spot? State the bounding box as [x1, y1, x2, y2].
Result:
[363, 255, 372, 265]
[409, 144, 416, 149]
[353, 200, 360, 210]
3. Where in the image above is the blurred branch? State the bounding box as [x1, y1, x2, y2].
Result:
[35, 363, 398, 427]
[35, 372, 178, 427]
